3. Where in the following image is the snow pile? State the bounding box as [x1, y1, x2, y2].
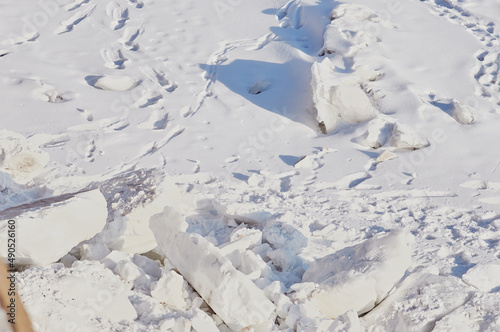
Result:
[0, 190, 107, 266]
[390, 122, 430, 150]
[150, 207, 277, 331]
[88, 75, 138, 91]
[355, 118, 430, 151]
[302, 230, 413, 318]
[311, 58, 378, 133]
[322, 4, 392, 57]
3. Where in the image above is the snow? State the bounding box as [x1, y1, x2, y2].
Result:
[150, 207, 277, 331]
[362, 273, 472, 332]
[311, 58, 378, 133]
[302, 230, 413, 318]
[0, 189, 107, 266]
[1, 0, 500, 330]
[0, 130, 50, 184]
[91, 75, 139, 91]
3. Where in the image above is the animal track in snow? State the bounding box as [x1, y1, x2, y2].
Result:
[54, 4, 96, 34]
[475, 51, 500, 86]
[101, 44, 127, 69]
[106, 1, 129, 30]
[85, 139, 96, 162]
[417, 0, 500, 103]
[77, 108, 93, 121]
[276, 0, 304, 29]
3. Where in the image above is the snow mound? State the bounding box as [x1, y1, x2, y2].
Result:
[391, 122, 430, 150]
[302, 230, 413, 318]
[311, 58, 378, 134]
[0, 190, 107, 266]
[451, 99, 475, 125]
[426, 94, 475, 125]
[322, 4, 392, 56]
[32, 83, 64, 103]
[0, 130, 50, 184]
[150, 207, 277, 332]
[88, 75, 138, 91]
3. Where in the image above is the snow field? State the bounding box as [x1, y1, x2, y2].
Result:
[1, 0, 500, 330]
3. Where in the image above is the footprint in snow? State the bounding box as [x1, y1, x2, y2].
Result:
[77, 108, 93, 121]
[54, 4, 96, 35]
[118, 26, 143, 51]
[106, 1, 129, 30]
[141, 66, 178, 92]
[2, 31, 39, 46]
[101, 44, 127, 69]
[276, 0, 304, 29]
[64, 0, 90, 11]
[137, 108, 169, 130]
[133, 89, 163, 108]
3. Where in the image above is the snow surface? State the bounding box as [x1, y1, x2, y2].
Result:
[1, 0, 500, 330]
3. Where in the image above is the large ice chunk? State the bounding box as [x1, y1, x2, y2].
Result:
[311, 58, 377, 134]
[302, 230, 413, 318]
[150, 207, 276, 332]
[0, 190, 107, 266]
[97, 176, 191, 254]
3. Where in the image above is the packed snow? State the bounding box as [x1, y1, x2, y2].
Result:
[1, 0, 500, 331]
